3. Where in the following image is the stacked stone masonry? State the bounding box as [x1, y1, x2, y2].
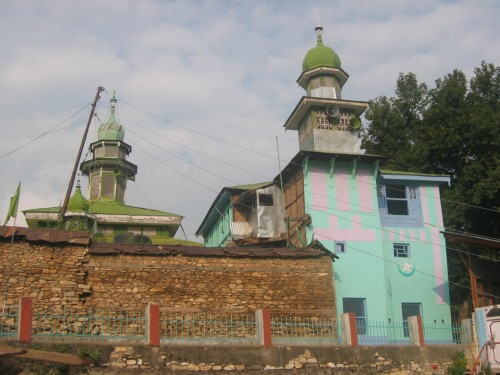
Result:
[102, 346, 459, 374]
[0, 238, 335, 313]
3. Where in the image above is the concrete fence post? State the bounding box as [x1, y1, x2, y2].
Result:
[255, 309, 272, 347]
[146, 303, 160, 346]
[18, 296, 32, 344]
[341, 313, 358, 346]
[408, 315, 425, 347]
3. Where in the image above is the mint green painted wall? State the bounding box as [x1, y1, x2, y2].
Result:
[303, 157, 452, 334]
[204, 200, 233, 247]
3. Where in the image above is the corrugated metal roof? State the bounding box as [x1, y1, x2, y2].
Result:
[0, 226, 90, 245]
[0, 226, 332, 259]
[88, 242, 330, 259]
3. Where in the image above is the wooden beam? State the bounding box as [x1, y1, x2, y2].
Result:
[0, 345, 91, 366]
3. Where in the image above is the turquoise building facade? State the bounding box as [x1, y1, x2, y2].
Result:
[299, 155, 451, 342]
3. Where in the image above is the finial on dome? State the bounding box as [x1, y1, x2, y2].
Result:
[314, 8, 323, 43]
[110, 91, 117, 114]
[315, 26, 324, 43]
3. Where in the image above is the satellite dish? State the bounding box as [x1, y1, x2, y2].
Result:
[326, 105, 340, 118]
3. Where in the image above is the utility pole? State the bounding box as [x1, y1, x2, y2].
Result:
[60, 86, 104, 224]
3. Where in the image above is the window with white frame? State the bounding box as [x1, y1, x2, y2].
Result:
[393, 243, 410, 257]
[377, 183, 422, 228]
[385, 184, 409, 215]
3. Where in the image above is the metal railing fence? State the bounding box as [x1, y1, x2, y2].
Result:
[355, 319, 462, 346]
[423, 320, 463, 344]
[1, 303, 465, 347]
[31, 307, 145, 341]
[0, 306, 18, 338]
[271, 313, 339, 344]
[159, 310, 257, 344]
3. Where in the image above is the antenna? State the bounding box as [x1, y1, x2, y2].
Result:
[314, 8, 320, 27]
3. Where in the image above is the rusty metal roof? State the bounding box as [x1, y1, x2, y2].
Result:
[89, 242, 330, 259]
[0, 226, 331, 259]
[0, 226, 90, 245]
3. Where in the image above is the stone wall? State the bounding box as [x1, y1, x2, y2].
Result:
[0, 237, 335, 314]
[85, 254, 334, 310]
[0, 240, 88, 311]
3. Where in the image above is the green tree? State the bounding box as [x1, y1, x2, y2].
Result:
[362, 72, 429, 172]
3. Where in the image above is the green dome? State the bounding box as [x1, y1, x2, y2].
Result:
[68, 184, 89, 212]
[98, 93, 125, 141]
[302, 32, 341, 71]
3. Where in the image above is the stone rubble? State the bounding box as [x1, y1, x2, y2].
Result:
[106, 346, 451, 374]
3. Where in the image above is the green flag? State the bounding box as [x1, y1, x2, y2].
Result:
[3, 183, 21, 225]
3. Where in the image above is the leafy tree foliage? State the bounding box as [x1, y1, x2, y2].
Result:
[361, 62, 500, 315]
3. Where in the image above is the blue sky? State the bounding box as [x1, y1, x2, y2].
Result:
[1, 0, 498, 240]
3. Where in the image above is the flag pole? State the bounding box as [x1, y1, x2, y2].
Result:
[2, 182, 20, 312]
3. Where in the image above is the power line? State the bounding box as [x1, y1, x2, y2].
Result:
[0, 103, 90, 127]
[303, 226, 500, 301]
[307, 205, 500, 263]
[0, 104, 90, 160]
[116, 96, 498, 217]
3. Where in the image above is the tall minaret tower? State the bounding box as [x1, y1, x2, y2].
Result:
[284, 26, 368, 154]
[80, 93, 137, 203]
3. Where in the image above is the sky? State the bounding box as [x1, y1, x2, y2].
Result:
[0, 0, 498, 242]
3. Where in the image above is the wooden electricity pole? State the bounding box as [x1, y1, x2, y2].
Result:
[60, 86, 104, 223]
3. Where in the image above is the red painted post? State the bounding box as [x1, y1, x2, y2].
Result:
[416, 315, 425, 347]
[146, 303, 160, 346]
[262, 308, 272, 348]
[18, 297, 32, 344]
[348, 313, 359, 347]
[255, 309, 273, 347]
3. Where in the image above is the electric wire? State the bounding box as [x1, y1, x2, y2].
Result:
[307, 205, 500, 263]
[0, 122, 84, 141]
[115, 96, 498, 217]
[0, 103, 90, 128]
[112, 105, 495, 246]
[116, 111, 273, 183]
[118, 97, 278, 161]
[125, 121, 490, 262]
[0, 104, 90, 160]
[115, 111, 493, 247]
[303, 226, 500, 301]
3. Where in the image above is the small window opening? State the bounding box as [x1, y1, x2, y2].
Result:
[394, 243, 410, 257]
[335, 242, 346, 254]
[258, 193, 274, 207]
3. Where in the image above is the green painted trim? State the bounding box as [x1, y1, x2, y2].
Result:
[372, 161, 380, 179]
[350, 159, 357, 180]
[303, 156, 310, 186]
[328, 158, 335, 188]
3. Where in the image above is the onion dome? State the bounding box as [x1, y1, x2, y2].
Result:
[67, 179, 89, 212]
[98, 92, 125, 141]
[302, 26, 341, 71]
